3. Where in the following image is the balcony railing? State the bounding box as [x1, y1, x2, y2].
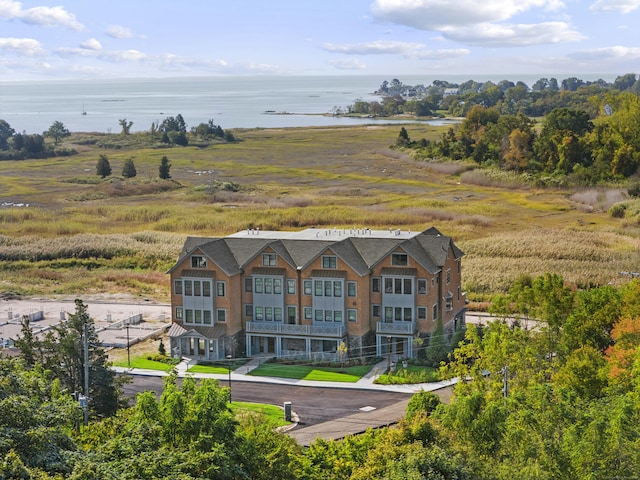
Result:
[376, 321, 417, 335]
[246, 321, 344, 337]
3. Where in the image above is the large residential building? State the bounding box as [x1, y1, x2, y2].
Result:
[168, 227, 466, 362]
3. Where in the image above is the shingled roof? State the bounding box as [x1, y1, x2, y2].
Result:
[171, 228, 463, 277]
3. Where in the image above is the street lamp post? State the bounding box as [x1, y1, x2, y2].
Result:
[226, 354, 233, 403]
[387, 336, 392, 372]
[126, 324, 130, 368]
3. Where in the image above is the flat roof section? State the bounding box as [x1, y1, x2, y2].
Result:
[227, 227, 421, 241]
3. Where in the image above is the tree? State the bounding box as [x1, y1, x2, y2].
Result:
[396, 127, 410, 146]
[38, 299, 126, 418]
[121, 158, 137, 178]
[159, 155, 171, 179]
[43, 120, 70, 145]
[119, 118, 133, 135]
[96, 154, 112, 178]
[0, 119, 15, 150]
[13, 315, 40, 367]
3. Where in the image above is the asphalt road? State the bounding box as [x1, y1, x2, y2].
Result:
[121, 374, 413, 426]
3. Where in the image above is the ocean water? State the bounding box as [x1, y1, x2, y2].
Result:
[0, 74, 613, 134]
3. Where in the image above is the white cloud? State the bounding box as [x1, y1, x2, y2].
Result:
[370, 0, 580, 48]
[323, 40, 470, 60]
[0, 37, 44, 55]
[105, 24, 134, 39]
[323, 40, 427, 55]
[80, 38, 101, 51]
[371, 0, 565, 29]
[328, 58, 367, 70]
[569, 45, 640, 60]
[443, 21, 584, 46]
[590, 0, 640, 13]
[0, 1, 84, 31]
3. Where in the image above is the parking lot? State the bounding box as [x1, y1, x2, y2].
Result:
[0, 297, 171, 349]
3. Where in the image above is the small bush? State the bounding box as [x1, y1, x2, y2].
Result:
[406, 391, 442, 419]
[609, 202, 627, 218]
[146, 353, 179, 365]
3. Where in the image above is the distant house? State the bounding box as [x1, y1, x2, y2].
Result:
[443, 88, 460, 97]
[168, 227, 466, 362]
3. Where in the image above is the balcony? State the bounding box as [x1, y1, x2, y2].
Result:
[376, 321, 417, 335]
[246, 321, 344, 337]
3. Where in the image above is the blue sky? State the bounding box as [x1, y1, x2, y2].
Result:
[1, 0, 639, 81]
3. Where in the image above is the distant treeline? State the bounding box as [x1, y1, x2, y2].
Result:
[347, 73, 640, 118]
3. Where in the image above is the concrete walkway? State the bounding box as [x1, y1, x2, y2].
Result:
[113, 358, 457, 394]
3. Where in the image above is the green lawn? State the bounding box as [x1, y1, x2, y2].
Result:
[112, 357, 177, 372]
[248, 363, 371, 383]
[187, 364, 231, 374]
[374, 364, 440, 385]
[231, 402, 291, 427]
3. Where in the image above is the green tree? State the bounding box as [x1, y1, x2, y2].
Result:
[96, 154, 112, 178]
[38, 299, 125, 418]
[118, 118, 133, 135]
[159, 155, 171, 179]
[0, 119, 15, 150]
[43, 120, 70, 145]
[121, 158, 137, 178]
[13, 315, 40, 367]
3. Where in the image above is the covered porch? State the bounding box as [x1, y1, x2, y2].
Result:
[168, 323, 227, 361]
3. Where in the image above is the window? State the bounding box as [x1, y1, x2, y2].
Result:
[245, 304, 253, 317]
[322, 255, 337, 269]
[287, 279, 296, 294]
[274, 307, 283, 322]
[264, 278, 272, 294]
[334, 311, 343, 322]
[457, 286, 461, 301]
[372, 304, 381, 317]
[417, 279, 427, 294]
[391, 253, 408, 266]
[347, 282, 356, 297]
[347, 309, 357, 322]
[431, 278, 436, 287]
[185, 309, 193, 323]
[372, 277, 381, 293]
[191, 255, 207, 268]
[315, 310, 323, 321]
[202, 281, 211, 297]
[245, 277, 253, 292]
[216, 282, 225, 297]
[255, 307, 264, 321]
[433, 304, 438, 320]
[287, 306, 296, 323]
[255, 278, 263, 294]
[184, 280, 192, 296]
[333, 281, 342, 297]
[194, 281, 201, 297]
[203, 311, 212, 325]
[217, 309, 226, 322]
[315, 280, 323, 296]
[194, 310, 202, 324]
[262, 253, 277, 266]
[404, 307, 412, 321]
[175, 307, 183, 319]
[324, 310, 333, 322]
[395, 279, 402, 294]
[457, 260, 461, 274]
[385, 277, 412, 295]
[174, 280, 182, 295]
[404, 278, 412, 295]
[385, 307, 393, 322]
[265, 307, 273, 321]
[418, 307, 427, 319]
[446, 269, 451, 284]
[303, 280, 312, 295]
[304, 307, 312, 320]
[273, 278, 282, 294]
[446, 294, 453, 312]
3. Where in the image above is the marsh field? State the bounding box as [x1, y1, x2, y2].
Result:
[1, 123, 639, 305]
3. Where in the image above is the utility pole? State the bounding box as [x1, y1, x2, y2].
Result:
[83, 322, 89, 426]
[126, 324, 130, 368]
[502, 365, 509, 399]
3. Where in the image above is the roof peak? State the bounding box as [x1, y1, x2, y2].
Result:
[226, 227, 424, 241]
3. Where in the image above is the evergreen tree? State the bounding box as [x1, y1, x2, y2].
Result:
[37, 299, 126, 418]
[121, 158, 137, 178]
[159, 155, 171, 179]
[96, 154, 112, 178]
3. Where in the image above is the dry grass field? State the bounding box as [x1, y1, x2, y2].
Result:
[1, 123, 639, 304]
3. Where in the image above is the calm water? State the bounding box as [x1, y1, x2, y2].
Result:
[0, 74, 613, 134]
